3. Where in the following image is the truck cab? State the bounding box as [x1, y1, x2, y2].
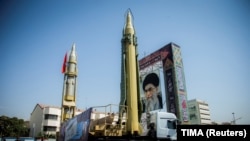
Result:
[144, 111, 177, 141]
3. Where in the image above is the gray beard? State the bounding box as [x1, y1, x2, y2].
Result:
[146, 94, 158, 112]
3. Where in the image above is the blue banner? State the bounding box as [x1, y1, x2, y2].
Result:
[59, 108, 92, 141]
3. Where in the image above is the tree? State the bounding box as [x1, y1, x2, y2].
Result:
[0, 116, 29, 137]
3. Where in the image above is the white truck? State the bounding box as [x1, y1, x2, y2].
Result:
[140, 110, 177, 140]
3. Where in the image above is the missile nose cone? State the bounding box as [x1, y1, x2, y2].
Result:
[70, 43, 76, 56]
[69, 43, 77, 63]
[125, 9, 133, 29]
[71, 43, 76, 52]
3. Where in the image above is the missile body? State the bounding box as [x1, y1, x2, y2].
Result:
[120, 10, 142, 135]
[61, 43, 78, 123]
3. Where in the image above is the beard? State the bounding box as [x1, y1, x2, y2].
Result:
[146, 93, 158, 112]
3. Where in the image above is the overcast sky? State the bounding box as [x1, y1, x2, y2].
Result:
[0, 0, 249, 124]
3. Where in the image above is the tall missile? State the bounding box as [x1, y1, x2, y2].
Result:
[61, 43, 78, 123]
[120, 9, 142, 136]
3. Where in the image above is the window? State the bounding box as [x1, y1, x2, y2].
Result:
[44, 114, 58, 120]
[159, 118, 177, 129]
[167, 120, 176, 129]
[189, 106, 196, 111]
[190, 114, 197, 120]
[43, 126, 56, 131]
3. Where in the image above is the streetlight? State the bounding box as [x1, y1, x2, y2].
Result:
[33, 123, 36, 138]
[232, 112, 236, 125]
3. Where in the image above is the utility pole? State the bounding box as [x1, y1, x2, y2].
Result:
[232, 112, 236, 125]
[231, 112, 242, 125]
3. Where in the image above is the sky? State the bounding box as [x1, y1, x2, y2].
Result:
[0, 0, 249, 125]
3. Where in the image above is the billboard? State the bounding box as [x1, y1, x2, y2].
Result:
[140, 70, 163, 113]
[139, 42, 189, 123]
[179, 94, 189, 122]
[171, 44, 189, 123]
[59, 108, 92, 141]
[165, 69, 177, 116]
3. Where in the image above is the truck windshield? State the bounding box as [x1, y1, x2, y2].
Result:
[159, 118, 177, 129]
[167, 120, 177, 129]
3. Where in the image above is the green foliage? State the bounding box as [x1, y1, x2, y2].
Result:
[36, 132, 56, 139]
[0, 115, 29, 137]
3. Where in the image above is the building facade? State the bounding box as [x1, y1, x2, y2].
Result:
[139, 42, 189, 124]
[29, 103, 83, 137]
[187, 99, 211, 124]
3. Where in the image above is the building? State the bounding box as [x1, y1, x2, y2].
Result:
[139, 42, 189, 124]
[187, 99, 211, 124]
[29, 103, 83, 137]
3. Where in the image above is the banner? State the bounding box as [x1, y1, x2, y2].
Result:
[165, 69, 177, 116]
[140, 70, 163, 113]
[59, 108, 92, 141]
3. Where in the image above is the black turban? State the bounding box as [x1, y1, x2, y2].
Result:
[143, 73, 159, 91]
